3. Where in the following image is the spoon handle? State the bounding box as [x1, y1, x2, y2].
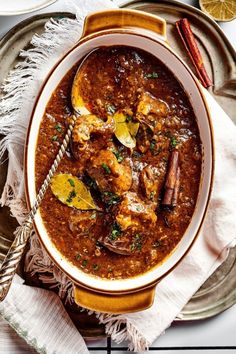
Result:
[0, 115, 77, 301]
[0, 219, 32, 301]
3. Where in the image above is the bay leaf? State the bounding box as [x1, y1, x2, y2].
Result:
[127, 121, 140, 137]
[114, 112, 139, 149]
[50, 173, 99, 210]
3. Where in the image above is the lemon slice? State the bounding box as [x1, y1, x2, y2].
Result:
[200, 0, 236, 22]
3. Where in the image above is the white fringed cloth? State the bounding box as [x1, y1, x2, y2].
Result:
[0, 0, 236, 353]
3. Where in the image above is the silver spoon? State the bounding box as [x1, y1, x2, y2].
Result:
[0, 49, 97, 301]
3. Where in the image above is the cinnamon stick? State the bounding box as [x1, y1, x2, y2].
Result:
[172, 167, 180, 207]
[162, 150, 179, 206]
[176, 18, 212, 89]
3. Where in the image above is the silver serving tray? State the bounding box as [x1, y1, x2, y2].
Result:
[0, 1, 235, 334]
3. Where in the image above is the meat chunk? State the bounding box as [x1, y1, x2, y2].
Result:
[136, 124, 153, 153]
[137, 92, 169, 117]
[72, 114, 115, 148]
[87, 149, 132, 195]
[140, 165, 159, 200]
[69, 209, 97, 236]
[116, 192, 157, 230]
[99, 234, 132, 255]
[98, 224, 144, 256]
[136, 92, 169, 130]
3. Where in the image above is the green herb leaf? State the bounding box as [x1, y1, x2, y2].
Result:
[170, 136, 178, 148]
[126, 115, 133, 122]
[51, 135, 58, 141]
[150, 139, 156, 152]
[55, 123, 62, 132]
[130, 243, 136, 252]
[75, 254, 81, 260]
[145, 72, 158, 79]
[93, 264, 100, 271]
[112, 149, 123, 163]
[102, 191, 121, 206]
[102, 163, 111, 174]
[130, 233, 143, 252]
[68, 178, 75, 187]
[82, 260, 88, 267]
[66, 190, 76, 203]
[83, 174, 97, 190]
[150, 140, 162, 156]
[109, 222, 122, 241]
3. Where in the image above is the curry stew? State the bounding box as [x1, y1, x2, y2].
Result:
[35, 46, 202, 279]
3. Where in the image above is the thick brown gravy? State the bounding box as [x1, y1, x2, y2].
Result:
[35, 46, 202, 279]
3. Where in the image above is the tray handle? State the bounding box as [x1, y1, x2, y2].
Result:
[81, 9, 166, 42]
[74, 284, 156, 314]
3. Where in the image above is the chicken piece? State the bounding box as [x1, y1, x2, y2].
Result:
[72, 114, 115, 148]
[87, 149, 132, 195]
[69, 209, 97, 236]
[140, 165, 159, 200]
[136, 92, 169, 130]
[116, 192, 157, 230]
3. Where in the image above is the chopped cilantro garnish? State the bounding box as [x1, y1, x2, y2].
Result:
[83, 174, 97, 190]
[170, 136, 178, 148]
[150, 139, 156, 152]
[106, 104, 116, 115]
[51, 135, 58, 141]
[66, 190, 76, 203]
[112, 149, 123, 163]
[109, 222, 122, 241]
[82, 260, 88, 267]
[130, 233, 143, 252]
[55, 123, 62, 132]
[126, 115, 133, 122]
[136, 243, 142, 251]
[68, 178, 75, 187]
[75, 254, 81, 260]
[93, 264, 100, 271]
[102, 163, 111, 174]
[130, 243, 136, 252]
[134, 233, 142, 241]
[145, 72, 158, 79]
[150, 139, 162, 156]
[102, 191, 121, 206]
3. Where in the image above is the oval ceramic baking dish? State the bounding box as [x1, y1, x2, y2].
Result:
[25, 9, 214, 314]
